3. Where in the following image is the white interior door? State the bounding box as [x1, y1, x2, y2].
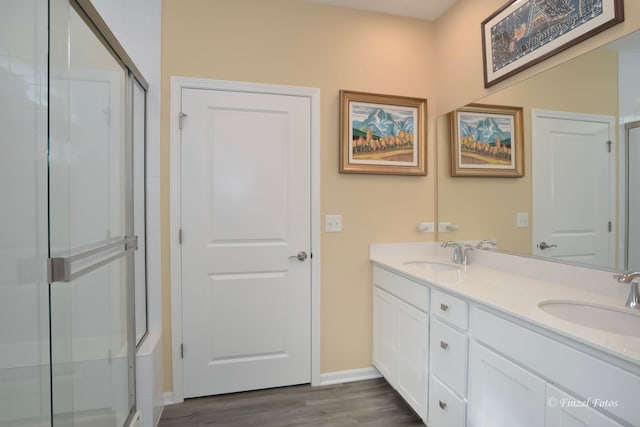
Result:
[180, 87, 311, 398]
[532, 110, 615, 268]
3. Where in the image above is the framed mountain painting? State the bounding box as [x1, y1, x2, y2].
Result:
[339, 90, 427, 175]
[450, 103, 524, 177]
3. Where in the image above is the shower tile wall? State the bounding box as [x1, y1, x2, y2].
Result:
[0, 0, 50, 426]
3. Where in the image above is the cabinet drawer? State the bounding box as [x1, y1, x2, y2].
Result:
[430, 318, 468, 396]
[428, 375, 466, 427]
[373, 266, 429, 312]
[431, 288, 468, 330]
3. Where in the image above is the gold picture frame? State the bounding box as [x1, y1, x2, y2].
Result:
[339, 90, 427, 175]
[450, 103, 524, 177]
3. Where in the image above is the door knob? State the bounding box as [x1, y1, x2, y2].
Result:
[538, 241, 558, 250]
[289, 251, 308, 262]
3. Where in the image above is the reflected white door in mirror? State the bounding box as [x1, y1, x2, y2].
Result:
[532, 110, 615, 269]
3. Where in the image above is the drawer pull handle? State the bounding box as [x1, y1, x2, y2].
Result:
[440, 341, 449, 350]
[439, 400, 447, 410]
[440, 303, 449, 311]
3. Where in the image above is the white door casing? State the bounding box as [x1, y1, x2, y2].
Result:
[532, 110, 615, 268]
[169, 78, 321, 402]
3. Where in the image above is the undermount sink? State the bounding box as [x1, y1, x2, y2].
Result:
[402, 261, 461, 272]
[538, 300, 640, 337]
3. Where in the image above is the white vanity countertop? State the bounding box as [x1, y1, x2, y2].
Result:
[370, 242, 640, 366]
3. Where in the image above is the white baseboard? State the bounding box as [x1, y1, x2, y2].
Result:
[163, 391, 180, 406]
[128, 411, 142, 427]
[319, 367, 382, 386]
[162, 367, 382, 406]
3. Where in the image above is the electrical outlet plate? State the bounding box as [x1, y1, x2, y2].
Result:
[418, 222, 435, 233]
[516, 213, 529, 228]
[438, 222, 452, 232]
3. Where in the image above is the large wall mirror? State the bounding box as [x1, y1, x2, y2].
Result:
[437, 29, 640, 273]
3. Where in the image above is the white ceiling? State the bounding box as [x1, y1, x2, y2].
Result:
[304, 0, 457, 21]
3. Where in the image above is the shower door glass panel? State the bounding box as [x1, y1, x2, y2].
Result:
[0, 0, 50, 426]
[133, 80, 147, 346]
[628, 124, 640, 271]
[49, 2, 132, 426]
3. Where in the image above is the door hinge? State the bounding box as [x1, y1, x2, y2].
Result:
[608, 221, 612, 232]
[606, 140, 613, 153]
[178, 229, 182, 244]
[179, 112, 187, 130]
[180, 343, 184, 358]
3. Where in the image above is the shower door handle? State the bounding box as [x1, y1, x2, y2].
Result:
[47, 235, 137, 282]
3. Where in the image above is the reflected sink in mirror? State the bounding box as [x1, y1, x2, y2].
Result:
[538, 300, 640, 337]
[402, 261, 461, 272]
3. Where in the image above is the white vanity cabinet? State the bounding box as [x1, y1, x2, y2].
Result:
[470, 306, 640, 427]
[372, 266, 429, 421]
[371, 262, 640, 427]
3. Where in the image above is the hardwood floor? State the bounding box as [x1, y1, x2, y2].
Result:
[158, 378, 425, 426]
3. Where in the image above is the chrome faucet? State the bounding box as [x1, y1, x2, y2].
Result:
[476, 239, 497, 250]
[441, 241, 473, 265]
[614, 272, 640, 310]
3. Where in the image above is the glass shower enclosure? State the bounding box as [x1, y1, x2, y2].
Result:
[0, 0, 147, 426]
[626, 121, 640, 271]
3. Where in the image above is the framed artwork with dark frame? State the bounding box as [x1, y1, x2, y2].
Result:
[450, 103, 524, 177]
[339, 90, 427, 176]
[482, 0, 624, 88]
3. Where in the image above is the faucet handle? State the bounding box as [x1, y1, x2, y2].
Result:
[614, 272, 640, 283]
[441, 241, 460, 248]
[476, 239, 497, 249]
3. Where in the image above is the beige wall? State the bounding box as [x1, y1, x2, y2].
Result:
[437, 47, 618, 254]
[161, 0, 438, 390]
[161, 0, 640, 392]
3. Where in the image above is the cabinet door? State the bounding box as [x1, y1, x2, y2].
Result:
[396, 299, 428, 421]
[373, 286, 397, 385]
[467, 341, 545, 427]
[545, 384, 623, 427]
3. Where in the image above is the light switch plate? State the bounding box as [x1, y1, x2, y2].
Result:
[325, 215, 342, 232]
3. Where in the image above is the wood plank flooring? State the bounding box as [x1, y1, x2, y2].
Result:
[158, 378, 425, 426]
